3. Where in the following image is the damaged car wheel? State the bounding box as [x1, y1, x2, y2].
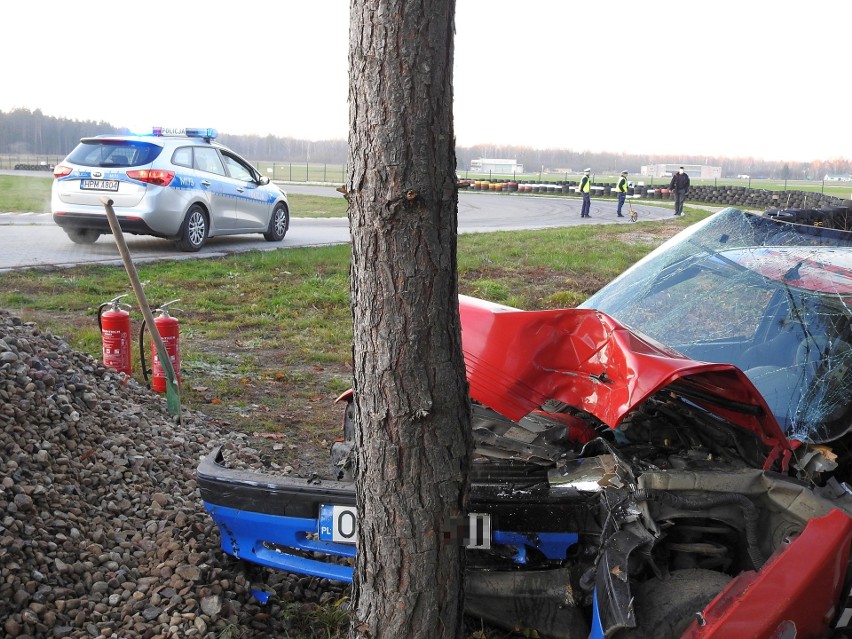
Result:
[620, 569, 731, 639]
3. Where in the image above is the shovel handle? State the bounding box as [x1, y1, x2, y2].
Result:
[101, 198, 181, 416]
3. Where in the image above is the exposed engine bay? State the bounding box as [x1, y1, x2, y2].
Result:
[326, 389, 852, 638]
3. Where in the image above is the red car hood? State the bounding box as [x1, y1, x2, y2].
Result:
[459, 295, 792, 459]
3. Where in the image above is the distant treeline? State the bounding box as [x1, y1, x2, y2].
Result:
[2, 108, 850, 179]
[0, 109, 118, 159]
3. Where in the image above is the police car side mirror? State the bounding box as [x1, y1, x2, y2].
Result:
[257, 176, 270, 186]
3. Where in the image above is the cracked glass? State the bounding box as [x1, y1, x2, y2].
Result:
[580, 207, 852, 443]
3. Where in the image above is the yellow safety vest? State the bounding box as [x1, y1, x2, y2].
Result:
[617, 177, 627, 193]
[580, 176, 590, 193]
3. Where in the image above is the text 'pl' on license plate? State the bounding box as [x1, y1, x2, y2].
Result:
[318, 504, 492, 549]
[81, 179, 119, 191]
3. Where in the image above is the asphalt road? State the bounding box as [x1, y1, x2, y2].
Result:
[0, 182, 675, 272]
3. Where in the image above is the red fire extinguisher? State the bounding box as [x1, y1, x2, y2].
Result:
[98, 295, 132, 375]
[140, 299, 182, 393]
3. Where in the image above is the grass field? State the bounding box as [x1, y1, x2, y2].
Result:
[0, 174, 53, 212]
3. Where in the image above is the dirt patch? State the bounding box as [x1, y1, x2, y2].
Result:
[460, 265, 611, 308]
[617, 228, 681, 245]
[182, 358, 350, 475]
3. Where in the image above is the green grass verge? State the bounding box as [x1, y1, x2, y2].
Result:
[290, 193, 347, 217]
[0, 175, 53, 212]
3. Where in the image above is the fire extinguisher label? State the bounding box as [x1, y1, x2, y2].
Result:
[100, 304, 132, 375]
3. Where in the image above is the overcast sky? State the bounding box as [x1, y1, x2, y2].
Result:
[2, 0, 849, 163]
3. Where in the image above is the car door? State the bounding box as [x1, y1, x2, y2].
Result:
[192, 146, 234, 231]
[221, 151, 273, 231]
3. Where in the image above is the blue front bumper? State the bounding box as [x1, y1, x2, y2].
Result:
[204, 502, 357, 582]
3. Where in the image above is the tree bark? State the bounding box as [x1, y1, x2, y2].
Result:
[345, 1, 470, 638]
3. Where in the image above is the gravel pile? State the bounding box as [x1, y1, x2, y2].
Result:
[0, 311, 347, 639]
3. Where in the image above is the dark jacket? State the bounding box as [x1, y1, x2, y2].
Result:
[670, 172, 690, 192]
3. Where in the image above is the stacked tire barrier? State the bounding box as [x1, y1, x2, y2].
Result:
[762, 206, 852, 231]
[680, 185, 845, 210]
[458, 179, 850, 210]
[13, 163, 55, 171]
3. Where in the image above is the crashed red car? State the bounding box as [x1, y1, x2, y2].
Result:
[198, 206, 852, 638]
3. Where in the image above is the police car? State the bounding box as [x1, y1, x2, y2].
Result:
[51, 127, 289, 251]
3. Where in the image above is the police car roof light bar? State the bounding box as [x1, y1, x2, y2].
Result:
[152, 127, 218, 141]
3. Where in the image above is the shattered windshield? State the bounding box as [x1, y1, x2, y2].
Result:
[580, 207, 852, 443]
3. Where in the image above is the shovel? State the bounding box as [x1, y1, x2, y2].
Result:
[101, 198, 182, 419]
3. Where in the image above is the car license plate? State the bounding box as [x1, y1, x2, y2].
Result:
[319, 504, 358, 544]
[80, 179, 119, 191]
[318, 504, 492, 549]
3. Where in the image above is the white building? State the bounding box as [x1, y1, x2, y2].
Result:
[470, 158, 524, 174]
[640, 163, 722, 180]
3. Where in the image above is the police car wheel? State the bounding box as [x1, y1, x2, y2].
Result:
[65, 228, 100, 245]
[176, 205, 208, 252]
[264, 204, 289, 242]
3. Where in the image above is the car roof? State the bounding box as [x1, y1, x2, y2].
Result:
[80, 134, 217, 146]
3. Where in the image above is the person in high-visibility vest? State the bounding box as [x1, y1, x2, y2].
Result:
[616, 170, 628, 218]
[579, 168, 592, 218]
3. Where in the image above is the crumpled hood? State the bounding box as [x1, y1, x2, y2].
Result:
[459, 295, 792, 458]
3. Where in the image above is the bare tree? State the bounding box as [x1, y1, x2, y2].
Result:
[343, 1, 471, 637]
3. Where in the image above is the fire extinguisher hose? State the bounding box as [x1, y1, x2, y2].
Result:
[101, 198, 182, 420]
[97, 303, 109, 332]
[139, 317, 150, 385]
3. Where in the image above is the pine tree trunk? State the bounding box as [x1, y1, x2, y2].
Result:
[345, 1, 470, 638]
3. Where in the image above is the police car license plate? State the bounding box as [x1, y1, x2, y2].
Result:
[318, 504, 492, 549]
[81, 179, 119, 191]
